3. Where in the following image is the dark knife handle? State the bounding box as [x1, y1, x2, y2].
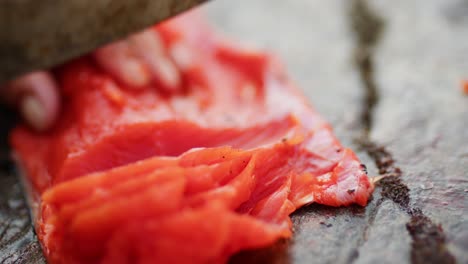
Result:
[0, 0, 208, 83]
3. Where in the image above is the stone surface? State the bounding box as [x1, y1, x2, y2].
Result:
[0, 0, 467, 263]
[367, 0, 468, 263]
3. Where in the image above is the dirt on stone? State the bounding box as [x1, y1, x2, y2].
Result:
[406, 211, 456, 264]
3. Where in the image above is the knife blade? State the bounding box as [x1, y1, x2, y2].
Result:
[0, 0, 208, 83]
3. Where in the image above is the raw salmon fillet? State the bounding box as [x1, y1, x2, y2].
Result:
[10, 12, 374, 264]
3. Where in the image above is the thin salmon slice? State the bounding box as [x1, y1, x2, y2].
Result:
[10, 11, 374, 264]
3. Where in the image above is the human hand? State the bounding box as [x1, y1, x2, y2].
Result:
[1, 28, 182, 131]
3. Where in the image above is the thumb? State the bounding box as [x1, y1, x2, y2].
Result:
[1, 72, 59, 131]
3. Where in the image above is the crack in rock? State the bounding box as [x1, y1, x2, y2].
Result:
[362, 143, 456, 264]
[349, 0, 383, 137]
[347, 1, 385, 262]
[348, 0, 456, 263]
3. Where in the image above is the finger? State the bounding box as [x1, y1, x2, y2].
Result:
[129, 30, 181, 90]
[94, 40, 150, 88]
[169, 42, 195, 71]
[2, 72, 59, 131]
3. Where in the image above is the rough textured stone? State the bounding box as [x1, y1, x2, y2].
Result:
[0, 0, 466, 263]
[0, 108, 44, 264]
[367, 0, 468, 263]
[354, 200, 411, 264]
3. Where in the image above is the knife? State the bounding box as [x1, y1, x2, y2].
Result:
[0, 0, 208, 83]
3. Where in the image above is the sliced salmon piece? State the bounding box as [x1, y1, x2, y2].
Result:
[10, 11, 374, 264]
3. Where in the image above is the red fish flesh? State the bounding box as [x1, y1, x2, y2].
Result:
[10, 12, 373, 264]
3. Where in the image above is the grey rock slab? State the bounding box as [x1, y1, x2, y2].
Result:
[368, 0, 468, 263]
[354, 200, 411, 264]
[0, 145, 45, 264]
